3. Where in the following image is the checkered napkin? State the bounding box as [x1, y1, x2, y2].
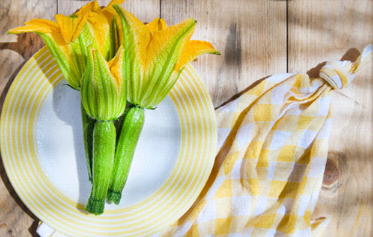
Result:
[153, 45, 373, 237]
[37, 45, 372, 237]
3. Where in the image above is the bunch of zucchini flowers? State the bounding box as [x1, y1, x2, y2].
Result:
[9, 0, 219, 215]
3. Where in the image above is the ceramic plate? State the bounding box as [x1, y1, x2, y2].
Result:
[0, 47, 217, 237]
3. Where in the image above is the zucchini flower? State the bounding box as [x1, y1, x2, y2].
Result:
[113, 4, 220, 109]
[8, 0, 125, 184]
[107, 4, 220, 204]
[82, 46, 126, 214]
[8, 1, 126, 214]
[7, 0, 124, 89]
[76, 0, 123, 63]
[81, 46, 126, 121]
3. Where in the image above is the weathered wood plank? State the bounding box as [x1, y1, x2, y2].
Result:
[160, 0, 287, 107]
[288, 1, 373, 236]
[58, 0, 160, 23]
[0, 0, 56, 96]
[121, 0, 160, 23]
[0, 1, 57, 236]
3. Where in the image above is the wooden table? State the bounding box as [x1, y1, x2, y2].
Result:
[0, 0, 372, 236]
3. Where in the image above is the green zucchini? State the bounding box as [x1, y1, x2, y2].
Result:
[86, 120, 116, 214]
[107, 106, 145, 204]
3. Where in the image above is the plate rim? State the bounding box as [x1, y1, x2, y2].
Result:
[0, 46, 217, 236]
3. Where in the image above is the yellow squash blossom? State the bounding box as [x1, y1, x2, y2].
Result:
[76, 0, 123, 62]
[81, 46, 126, 121]
[113, 4, 220, 109]
[107, 5, 220, 205]
[8, 0, 124, 89]
[81, 46, 127, 215]
[9, 1, 127, 214]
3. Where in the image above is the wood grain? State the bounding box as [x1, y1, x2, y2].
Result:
[0, 1, 57, 236]
[288, 0, 373, 236]
[160, 0, 287, 107]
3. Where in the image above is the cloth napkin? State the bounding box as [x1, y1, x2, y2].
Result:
[37, 45, 372, 237]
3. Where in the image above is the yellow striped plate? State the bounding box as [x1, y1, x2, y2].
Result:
[0, 47, 217, 237]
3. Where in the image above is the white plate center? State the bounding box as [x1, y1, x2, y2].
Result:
[36, 79, 181, 208]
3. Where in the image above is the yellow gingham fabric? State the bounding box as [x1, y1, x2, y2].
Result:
[38, 45, 372, 237]
[153, 45, 373, 237]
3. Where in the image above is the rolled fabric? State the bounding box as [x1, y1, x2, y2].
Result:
[320, 45, 372, 89]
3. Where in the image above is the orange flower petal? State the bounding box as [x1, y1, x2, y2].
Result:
[55, 13, 90, 42]
[146, 18, 167, 32]
[105, 0, 125, 14]
[108, 47, 124, 88]
[75, 0, 101, 15]
[8, 19, 59, 34]
[175, 40, 220, 72]
[145, 18, 195, 68]
[86, 12, 113, 54]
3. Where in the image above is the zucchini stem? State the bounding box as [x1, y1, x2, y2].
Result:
[81, 103, 95, 183]
[107, 106, 145, 204]
[86, 120, 116, 214]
